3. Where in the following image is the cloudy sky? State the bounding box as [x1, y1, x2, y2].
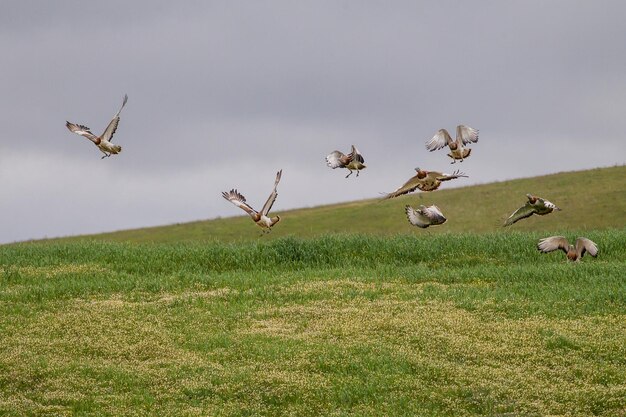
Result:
[1, 1, 625, 243]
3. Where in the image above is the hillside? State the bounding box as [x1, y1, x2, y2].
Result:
[3, 167, 625, 415]
[57, 165, 626, 243]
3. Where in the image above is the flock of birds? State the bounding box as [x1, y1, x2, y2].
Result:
[65, 95, 598, 262]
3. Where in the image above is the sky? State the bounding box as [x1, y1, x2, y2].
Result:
[1, 1, 625, 243]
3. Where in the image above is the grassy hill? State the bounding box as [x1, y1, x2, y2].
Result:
[56, 165, 625, 244]
[2, 166, 625, 415]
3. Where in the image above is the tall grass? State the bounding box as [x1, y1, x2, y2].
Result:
[5, 229, 624, 272]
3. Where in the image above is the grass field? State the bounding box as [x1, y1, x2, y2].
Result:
[1, 230, 625, 416]
[50, 165, 626, 244]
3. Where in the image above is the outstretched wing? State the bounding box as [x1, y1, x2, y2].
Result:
[434, 169, 468, 182]
[503, 203, 535, 226]
[66, 121, 100, 144]
[349, 145, 365, 163]
[101, 94, 128, 143]
[326, 151, 348, 169]
[260, 169, 282, 216]
[426, 129, 453, 151]
[222, 189, 257, 218]
[384, 174, 421, 199]
[537, 236, 570, 253]
[456, 125, 479, 145]
[575, 237, 598, 258]
[405, 205, 430, 228]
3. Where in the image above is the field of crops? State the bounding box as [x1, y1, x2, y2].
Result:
[2, 230, 625, 415]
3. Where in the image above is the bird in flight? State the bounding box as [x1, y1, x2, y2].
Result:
[326, 145, 366, 178]
[503, 194, 560, 226]
[222, 170, 283, 233]
[537, 236, 598, 262]
[383, 168, 468, 199]
[66, 94, 128, 159]
[425, 125, 479, 163]
[405, 205, 447, 228]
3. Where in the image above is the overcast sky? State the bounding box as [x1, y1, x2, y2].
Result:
[1, 1, 625, 243]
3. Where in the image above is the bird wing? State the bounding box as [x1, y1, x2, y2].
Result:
[349, 145, 365, 163]
[537, 236, 570, 253]
[66, 121, 100, 144]
[575, 237, 598, 258]
[405, 205, 430, 228]
[503, 202, 536, 226]
[222, 189, 257, 218]
[422, 205, 447, 225]
[101, 94, 128, 143]
[456, 125, 479, 145]
[384, 174, 421, 199]
[426, 129, 453, 151]
[260, 169, 282, 216]
[434, 169, 468, 182]
[326, 151, 348, 168]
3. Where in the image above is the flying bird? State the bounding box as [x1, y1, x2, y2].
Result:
[383, 168, 468, 199]
[425, 125, 479, 163]
[503, 194, 561, 226]
[405, 205, 447, 228]
[326, 145, 366, 178]
[222, 170, 283, 233]
[66, 94, 128, 159]
[537, 236, 598, 261]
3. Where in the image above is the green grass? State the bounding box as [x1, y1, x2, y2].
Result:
[43, 165, 626, 244]
[1, 230, 625, 415]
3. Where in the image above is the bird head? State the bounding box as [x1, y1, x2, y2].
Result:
[415, 168, 427, 179]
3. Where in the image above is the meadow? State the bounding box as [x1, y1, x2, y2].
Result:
[1, 166, 625, 415]
[1, 230, 625, 416]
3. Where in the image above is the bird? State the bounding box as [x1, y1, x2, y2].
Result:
[383, 168, 468, 199]
[326, 145, 366, 178]
[503, 194, 561, 226]
[405, 205, 447, 228]
[222, 170, 283, 233]
[537, 236, 598, 261]
[66, 94, 128, 159]
[425, 125, 479, 163]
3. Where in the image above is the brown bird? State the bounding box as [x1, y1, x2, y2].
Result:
[405, 205, 447, 228]
[326, 145, 366, 178]
[425, 125, 479, 163]
[222, 170, 283, 233]
[537, 236, 598, 261]
[503, 194, 561, 226]
[383, 168, 468, 199]
[66, 94, 128, 159]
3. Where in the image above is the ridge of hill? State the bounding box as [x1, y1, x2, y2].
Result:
[50, 165, 626, 243]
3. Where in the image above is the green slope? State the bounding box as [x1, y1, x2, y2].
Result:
[61, 165, 626, 243]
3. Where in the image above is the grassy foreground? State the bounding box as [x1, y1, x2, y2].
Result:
[1, 230, 626, 415]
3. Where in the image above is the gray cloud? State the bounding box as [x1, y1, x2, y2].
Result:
[2, 1, 625, 243]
